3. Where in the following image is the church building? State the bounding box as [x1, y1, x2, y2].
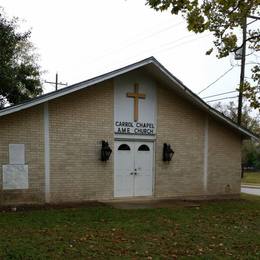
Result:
[0, 57, 257, 205]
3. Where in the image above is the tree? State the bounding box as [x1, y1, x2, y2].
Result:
[214, 101, 260, 170]
[0, 8, 42, 108]
[146, 1, 260, 109]
[214, 101, 260, 133]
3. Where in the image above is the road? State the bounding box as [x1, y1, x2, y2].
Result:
[241, 186, 260, 196]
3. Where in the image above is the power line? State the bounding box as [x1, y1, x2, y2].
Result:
[198, 66, 235, 95]
[247, 19, 258, 26]
[91, 33, 210, 77]
[143, 33, 197, 52]
[130, 21, 184, 44]
[248, 15, 260, 20]
[153, 33, 210, 55]
[202, 90, 237, 99]
[112, 33, 210, 70]
[129, 33, 209, 59]
[88, 21, 184, 65]
[206, 95, 238, 103]
[245, 62, 260, 65]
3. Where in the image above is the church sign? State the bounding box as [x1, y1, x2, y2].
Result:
[114, 121, 155, 135]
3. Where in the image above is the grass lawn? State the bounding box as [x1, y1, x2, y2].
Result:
[242, 171, 260, 185]
[0, 194, 260, 259]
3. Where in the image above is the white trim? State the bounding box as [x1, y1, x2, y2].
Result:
[114, 134, 156, 141]
[113, 141, 116, 198]
[152, 140, 156, 197]
[44, 102, 50, 203]
[203, 116, 209, 193]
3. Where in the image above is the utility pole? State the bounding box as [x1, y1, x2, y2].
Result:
[237, 17, 247, 126]
[45, 73, 68, 91]
[55, 73, 58, 91]
[237, 15, 260, 125]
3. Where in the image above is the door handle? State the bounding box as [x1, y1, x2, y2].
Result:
[131, 170, 138, 175]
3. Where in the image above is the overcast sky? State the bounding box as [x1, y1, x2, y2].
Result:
[1, 0, 259, 106]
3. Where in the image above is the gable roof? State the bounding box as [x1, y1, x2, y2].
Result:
[0, 56, 258, 140]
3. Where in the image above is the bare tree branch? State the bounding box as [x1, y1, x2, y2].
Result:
[232, 34, 260, 53]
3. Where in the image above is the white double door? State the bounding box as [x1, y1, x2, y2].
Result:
[114, 141, 153, 197]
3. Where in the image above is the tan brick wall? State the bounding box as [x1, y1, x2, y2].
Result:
[0, 105, 45, 205]
[155, 85, 205, 197]
[155, 84, 241, 198]
[48, 81, 114, 202]
[207, 119, 242, 195]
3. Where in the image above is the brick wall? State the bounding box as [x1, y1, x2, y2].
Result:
[155, 84, 242, 198]
[155, 85, 205, 197]
[0, 105, 45, 205]
[207, 119, 242, 195]
[48, 81, 114, 202]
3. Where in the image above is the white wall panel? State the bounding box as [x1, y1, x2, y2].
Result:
[9, 144, 25, 164]
[2, 165, 28, 190]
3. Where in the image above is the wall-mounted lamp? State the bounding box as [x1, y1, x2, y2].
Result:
[101, 140, 112, 161]
[163, 143, 174, 162]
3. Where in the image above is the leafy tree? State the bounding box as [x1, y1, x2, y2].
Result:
[146, 0, 260, 109]
[0, 8, 42, 108]
[242, 140, 260, 169]
[214, 101, 260, 169]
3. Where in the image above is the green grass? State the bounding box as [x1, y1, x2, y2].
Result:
[242, 171, 260, 185]
[0, 195, 260, 259]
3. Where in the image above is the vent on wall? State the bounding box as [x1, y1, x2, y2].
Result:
[225, 184, 231, 193]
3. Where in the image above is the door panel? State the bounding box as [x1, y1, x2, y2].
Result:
[114, 142, 135, 197]
[134, 142, 153, 196]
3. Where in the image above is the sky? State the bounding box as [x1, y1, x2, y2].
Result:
[1, 0, 259, 107]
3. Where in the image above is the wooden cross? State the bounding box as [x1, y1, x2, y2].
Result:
[127, 83, 146, 122]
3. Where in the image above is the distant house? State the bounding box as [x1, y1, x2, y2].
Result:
[0, 57, 258, 205]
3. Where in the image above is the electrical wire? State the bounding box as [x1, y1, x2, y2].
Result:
[129, 33, 209, 60]
[88, 21, 184, 65]
[198, 66, 235, 95]
[113, 33, 211, 70]
[247, 19, 258, 26]
[153, 33, 210, 55]
[202, 90, 237, 99]
[206, 95, 238, 103]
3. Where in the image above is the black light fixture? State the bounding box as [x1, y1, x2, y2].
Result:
[101, 140, 112, 161]
[163, 143, 174, 162]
